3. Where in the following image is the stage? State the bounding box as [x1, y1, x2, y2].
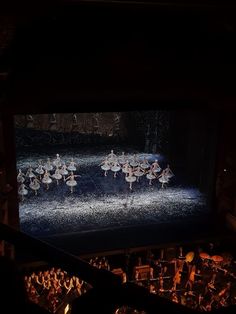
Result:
[16, 147, 210, 254]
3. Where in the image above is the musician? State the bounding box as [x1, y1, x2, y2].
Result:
[185, 265, 196, 291]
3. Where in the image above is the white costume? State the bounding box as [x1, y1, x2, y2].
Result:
[35, 162, 44, 178]
[67, 158, 77, 171]
[133, 165, 144, 182]
[107, 150, 117, 164]
[111, 161, 121, 178]
[17, 169, 25, 183]
[18, 183, 28, 200]
[118, 152, 126, 165]
[66, 172, 79, 193]
[140, 158, 150, 170]
[146, 169, 156, 185]
[42, 170, 52, 190]
[125, 167, 136, 190]
[164, 165, 174, 179]
[29, 178, 40, 195]
[158, 170, 169, 188]
[44, 158, 53, 171]
[26, 166, 35, 179]
[60, 163, 68, 181]
[151, 160, 161, 173]
[52, 167, 62, 185]
[53, 154, 62, 168]
[130, 154, 139, 167]
[100, 158, 110, 176]
[122, 161, 130, 176]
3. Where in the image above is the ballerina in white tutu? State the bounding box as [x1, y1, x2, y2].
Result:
[18, 183, 28, 201]
[44, 158, 53, 171]
[118, 152, 126, 165]
[140, 157, 150, 171]
[130, 154, 139, 168]
[146, 169, 156, 185]
[133, 165, 145, 182]
[111, 160, 121, 178]
[29, 177, 41, 195]
[65, 171, 80, 193]
[151, 159, 161, 173]
[42, 170, 53, 190]
[125, 167, 136, 190]
[107, 150, 117, 164]
[122, 160, 130, 177]
[26, 165, 35, 179]
[60, 162, 68, 181]
[35, 160, 45, 179]
[52, 166, 63, 185]
[99, 157, 111, 176]
[164, 164, 174, 179]
[67, 157, 77, 172]
[53, 154, 62, 168]
[158, 170, 169, 188]
[17, 169, 25, 183]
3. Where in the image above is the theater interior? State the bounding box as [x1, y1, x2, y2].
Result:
[0, 1, 236, 313]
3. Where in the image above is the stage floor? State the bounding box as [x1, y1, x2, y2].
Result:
[17, 148, 209, 252]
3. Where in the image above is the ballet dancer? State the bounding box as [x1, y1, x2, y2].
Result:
[67, 158, 77, 172]
[17, 169, 25, 183]
[125, 167, 136, 190]
[99, 157, 111, 177]
[151, 159, 161, 173]
[146, 168, 156, 185]
[29, 177, 41, 195]
[65, 171, 80, 193]
[18, 183, 28, 201]
[133, 165, 145, 182]
[60, 162, 68, 181]
[52, 166, 63, 185]
[111, 160, 121, 178]
[42, 170, 53, 190]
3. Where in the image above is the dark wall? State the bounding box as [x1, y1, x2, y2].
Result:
[169, 109, 219, 191]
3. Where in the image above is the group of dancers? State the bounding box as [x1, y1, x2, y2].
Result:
[100, 150, 174, 190]
[17, 150, 174, 200]
[17, 154, 80, 200]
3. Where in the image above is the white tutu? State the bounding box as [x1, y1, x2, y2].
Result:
[44, 164, 53, 171]
[68, 165, 76, 171]
[53, 156, 61, 167]
[17, 176, 25, 183]
[125, 176, 136, 183]
[107, 155, 117, 164]
[111, 165, 121, 172]
[28, 172, 35, 178]
[101, 165, 110, 171]
[42, 177, 52, 184]
[35, 167, 44, 175]
[146, 173, 156, 180]
[29, 182, 40, 190]
[60, 169, 68, 175]
[66, 180, 77, 187]
[140, 163, 150, 170]
[118, 157, 126, 165]
[159, 176, 169, 183]
[130, 161, 139, 167]
[18, 187, 28, 196]
[52, 173, 62, 180]
[134, 170, 144, 177]
[153, 167, 161, 173]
